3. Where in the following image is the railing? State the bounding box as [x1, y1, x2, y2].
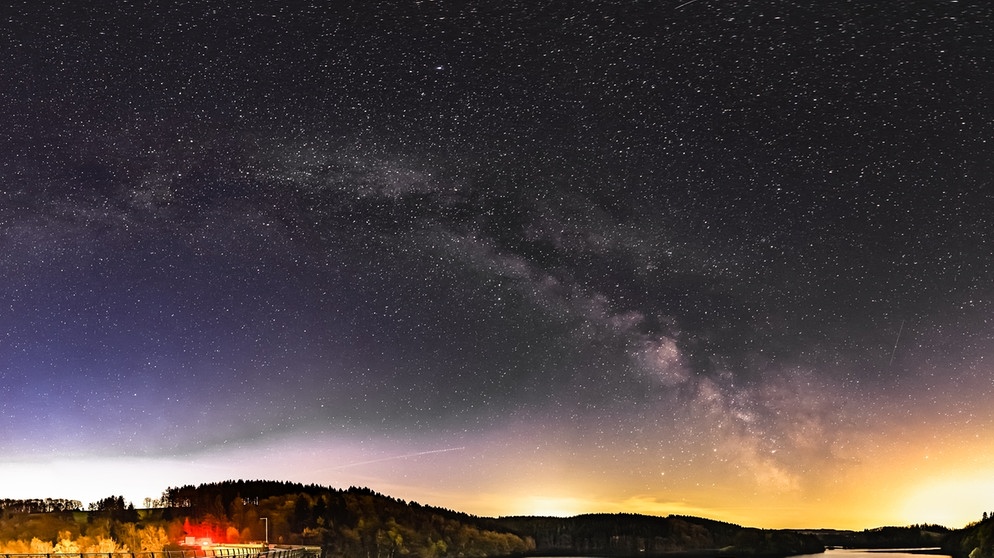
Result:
[0, 548, 317, 558]
[260, 549, 315, 558]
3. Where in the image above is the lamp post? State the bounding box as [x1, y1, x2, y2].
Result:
[261, 517, 269, 548]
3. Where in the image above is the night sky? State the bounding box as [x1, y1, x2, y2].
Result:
[3, 1, 994, 529]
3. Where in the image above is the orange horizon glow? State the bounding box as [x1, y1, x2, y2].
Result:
[364, 415, 994, 531]
[2, 412, 992, 532]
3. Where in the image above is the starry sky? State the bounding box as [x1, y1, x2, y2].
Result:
[2, 0, 994, 530]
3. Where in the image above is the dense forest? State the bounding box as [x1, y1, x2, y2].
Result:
[0, 481, 990, 558]
[163, 481, 531, 557]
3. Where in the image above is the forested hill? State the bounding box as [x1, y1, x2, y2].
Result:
[163, 481, 824, 556]
[13, 480, 994, 558]
[3, 480, 825, 558]
[0, 481, 531, 557]
[162, 481, 530, 557]
[495, 513, 824, 557]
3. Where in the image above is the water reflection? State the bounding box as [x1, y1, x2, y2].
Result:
[794, 549, 951, 558]
[529, 549, 953, 558]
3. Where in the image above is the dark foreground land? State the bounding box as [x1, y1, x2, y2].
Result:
[3, 481, 993, 558]
[498, 513, 824, 557]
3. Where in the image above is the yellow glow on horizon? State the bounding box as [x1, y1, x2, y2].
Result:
[518, 496, 586, 517]
[441, 428, 994, 530]
[370, 414, 994, 530]
[899, 474, 994, 528]
[6, 414, 994, 532]
[500, 492, 728, 520]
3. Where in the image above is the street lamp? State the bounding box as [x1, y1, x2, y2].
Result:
[261, 517, 268, 548]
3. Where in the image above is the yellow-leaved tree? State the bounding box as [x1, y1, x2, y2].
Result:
[139, 525, 170, 552]
[30, 537, 54, 553]
[52, 531, 80, 554]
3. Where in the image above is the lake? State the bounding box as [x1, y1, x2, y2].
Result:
[794, 549, 951, 558]
[530, 549, 952, 558]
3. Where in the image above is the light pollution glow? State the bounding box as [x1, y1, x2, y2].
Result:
[3, 411, 993, 530]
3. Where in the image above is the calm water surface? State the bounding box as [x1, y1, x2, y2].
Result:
[532, 549, 952, 558]
[795, 549, 951, 558]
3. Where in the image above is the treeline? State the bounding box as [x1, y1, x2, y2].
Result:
[0, 498, 83, 514]
[0, 481, 827, 558]
[160, 482, 824, 557]
[805, 525, 951, 549]
[0, 481, 825, 558]
[495, 514, 824, 557]
[163, 480, 328, 509]
[161, 481, 532, 557]
[9, 480, 994, 558]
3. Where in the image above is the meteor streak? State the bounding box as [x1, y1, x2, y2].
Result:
[888, 320, 905, 367]
[324, 447, 467, 471]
